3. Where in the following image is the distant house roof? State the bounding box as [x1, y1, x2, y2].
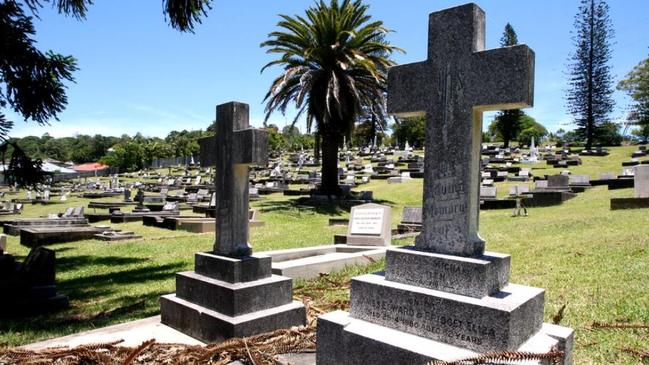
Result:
[0, 162, 77, 174]
[42, 161, 77, 174]
[73, 162, 109, 172]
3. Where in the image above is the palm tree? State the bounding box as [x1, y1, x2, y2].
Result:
[261, 0, 401, 195]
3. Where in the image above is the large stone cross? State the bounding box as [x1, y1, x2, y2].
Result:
[213, 102, 268, 257]
[387, 3, 534, 257]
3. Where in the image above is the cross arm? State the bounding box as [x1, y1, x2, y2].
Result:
[233, 129, 268, 166]
[387, 61, 433, 117]
[469, 45, 535, 111]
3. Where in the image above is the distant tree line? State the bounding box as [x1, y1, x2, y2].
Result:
[2, 129, 208, 170]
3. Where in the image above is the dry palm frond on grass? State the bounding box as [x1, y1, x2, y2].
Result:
[424, 349, 564, 365]
[620, 347, 649, 361]
[586, 321, 649, 330]
[0, 326, 315, 365]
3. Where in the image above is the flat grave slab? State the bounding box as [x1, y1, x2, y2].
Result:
[22, 316, 203, 350]
[21, 226, 109, 247]
[94, 231, 142, 241]
[87, 201, 136, 209]
[262, 245, 387, 280]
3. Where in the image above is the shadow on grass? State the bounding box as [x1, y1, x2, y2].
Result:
[258, 196, 395, 217]
[57, 255, 149, 272]
[0, 289, 172, 346]
[59, 262, 185, 301]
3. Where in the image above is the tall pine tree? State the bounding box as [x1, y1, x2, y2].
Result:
[493, 23, 523, 148]
[566, 0, 615, 150]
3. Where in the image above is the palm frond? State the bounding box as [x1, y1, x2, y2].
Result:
[163, 0, 212, 32]
[260, 0, 399, 136]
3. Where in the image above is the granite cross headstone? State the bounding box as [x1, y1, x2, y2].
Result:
[213, 102, 268, 257]
[387, 4, 534, 256]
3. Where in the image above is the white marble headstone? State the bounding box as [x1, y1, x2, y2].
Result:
[346, 203, 392, 247]
[634, 165, 649, 198]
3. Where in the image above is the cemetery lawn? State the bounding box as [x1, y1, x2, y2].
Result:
[0, 145, 647, 364]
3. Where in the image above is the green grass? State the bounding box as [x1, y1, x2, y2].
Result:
[1, 146, 648, 364]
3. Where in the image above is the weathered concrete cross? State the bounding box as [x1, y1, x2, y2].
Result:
[213, 102, 268, 257]
[387, 3, 534, 257]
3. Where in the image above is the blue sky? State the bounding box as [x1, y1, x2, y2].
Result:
[7, 0, 649, 138]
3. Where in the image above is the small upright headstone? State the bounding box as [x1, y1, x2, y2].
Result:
[479, 186, 497, 199]
[634, 165, 649, 198]
[569, 174, 590, 186]
[346, 203, 391, 246]
[0, 234, 6, 254]
[548, 174, 570, 189]
[535, 180, 548, 189]
[509, 185, 530, 197]
[401, 206, 422, 225]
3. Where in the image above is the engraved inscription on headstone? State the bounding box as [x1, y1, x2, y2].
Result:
[401, 207, 422, 225]
[346, 203, 392, 246]
[350, 208, 385, 235]
[387, 4, 534, 257]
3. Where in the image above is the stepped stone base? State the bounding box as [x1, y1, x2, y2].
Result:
[160, 252, 306, 343]
[385, 247, 510, 298]
[349, 273, 544, 353]
[316, 246, 574, 364]
[317, 311, 574, 365]
[160, 295, 305, 343]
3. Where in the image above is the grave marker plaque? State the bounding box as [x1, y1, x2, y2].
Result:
[346, 203, 391, 246]
[349, 208, 384, 235]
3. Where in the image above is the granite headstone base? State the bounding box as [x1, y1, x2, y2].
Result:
[385, 247, 510, 298]
[348, 273, 544, 353]
[316, 247, 574, 363]
[160, 252, 306, 343]
[317, 311, 574, 365]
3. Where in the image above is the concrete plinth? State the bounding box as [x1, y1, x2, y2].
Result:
[160, 252, 306, 343]
[349, 273, 544, 353]
[263, 245, 387, 280]
[317, 311, 573, 365]
[160, 294, 305, 343]
[385, 247, 510, 298]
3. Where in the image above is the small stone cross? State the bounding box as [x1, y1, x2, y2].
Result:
[387, 3, 534, 257]
[213, 102, 268, 257]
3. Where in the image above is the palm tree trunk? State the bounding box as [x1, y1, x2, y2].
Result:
[319, 131, 340, 195]
[314, 132, 321, 160]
